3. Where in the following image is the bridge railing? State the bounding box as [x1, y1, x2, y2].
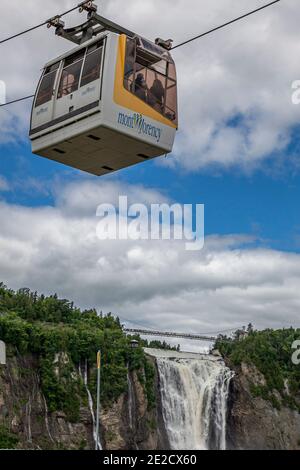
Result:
[123, 328, 216, 342]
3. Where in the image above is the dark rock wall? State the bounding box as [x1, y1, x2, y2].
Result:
[0, 350, 163, 450]
[226, 363, 300, 450]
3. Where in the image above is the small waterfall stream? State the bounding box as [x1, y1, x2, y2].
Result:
[79, 360, 102, 450]
[25, 398, 32, 444]
[43, 394, 54, 443]
[127, 371, 134, 430]
[145, 349, 234, 450]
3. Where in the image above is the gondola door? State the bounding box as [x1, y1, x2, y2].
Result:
[53, 40, 104, 123]
[53, 48, 85, 121]
[31, 62, 60, 132]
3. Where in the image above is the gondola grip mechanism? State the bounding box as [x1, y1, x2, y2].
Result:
[47, 16, 65, 30]
[155, 38, 173, 50]
[78, 1, 98, 14]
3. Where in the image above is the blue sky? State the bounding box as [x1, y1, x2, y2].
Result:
[1, 135, 300, 254]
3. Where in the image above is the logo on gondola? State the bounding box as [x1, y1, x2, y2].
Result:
[36, 107, 48, 115]
[82, 86, 96, 96]
[118, 112, 162, 143]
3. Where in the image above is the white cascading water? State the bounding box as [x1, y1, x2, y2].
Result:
[25, 398, 32, 444]
[79, 360, 102, 450]
[127, 372, 134, 430]
[43, 394, 54, 443]
[209, 366, 234, 450]
[145, 349, 234, 451]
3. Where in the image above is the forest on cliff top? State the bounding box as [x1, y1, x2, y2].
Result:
[0, 282, 162, 425]
[216, 327, 300, 412]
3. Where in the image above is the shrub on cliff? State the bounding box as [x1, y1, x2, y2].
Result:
[0, 425, 18, 449]
[216, 328, 300, 411]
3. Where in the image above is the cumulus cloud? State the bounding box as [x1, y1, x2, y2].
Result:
[54, 179, 170, 217]
[0, 179, 299, 344]
[1, 0, 300, 171]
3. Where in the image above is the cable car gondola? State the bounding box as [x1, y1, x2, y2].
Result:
[29, 2, 178, 176]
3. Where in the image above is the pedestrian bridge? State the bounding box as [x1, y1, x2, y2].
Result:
[123, 328, 216, 342]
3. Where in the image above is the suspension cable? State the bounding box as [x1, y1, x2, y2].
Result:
[0, 95, 35, 107]
[0, 0, 281, 108]
[171, 0, 281, 50]
[0, 4, 80, 45]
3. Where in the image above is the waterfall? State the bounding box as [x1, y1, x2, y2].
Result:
[25, 398, 32, 444]
[43, 394, 54, 443]
[209, 367, 234, 450]
[127, 371, 134, 430]
[79, 360, 102, 450]
[127, 369, 140, 450]
[145, 349, 234, 451]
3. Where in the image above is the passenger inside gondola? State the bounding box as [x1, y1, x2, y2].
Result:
[132, 73, 147, 102]
[148, 78, 165, 113]
[124, 37, 177, 125]
[62, 72, 76, 96]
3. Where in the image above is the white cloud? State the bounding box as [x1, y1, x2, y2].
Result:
[0, 0, 300, 171]
[0, 179, 299, 342]
[54, 179, 170, 217]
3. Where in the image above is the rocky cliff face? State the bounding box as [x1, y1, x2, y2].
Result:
[100, 365, 169, 450]
[227, 363, 300, 450]
[0, 351, 88, 450]
[1, 347, 299, 450]
[0, 347, 165, 450]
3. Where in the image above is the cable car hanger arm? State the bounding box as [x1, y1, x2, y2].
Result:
[47, 1, 136, 45]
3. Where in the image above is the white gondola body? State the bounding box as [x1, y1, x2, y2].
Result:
[29, 32, 178, 176]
